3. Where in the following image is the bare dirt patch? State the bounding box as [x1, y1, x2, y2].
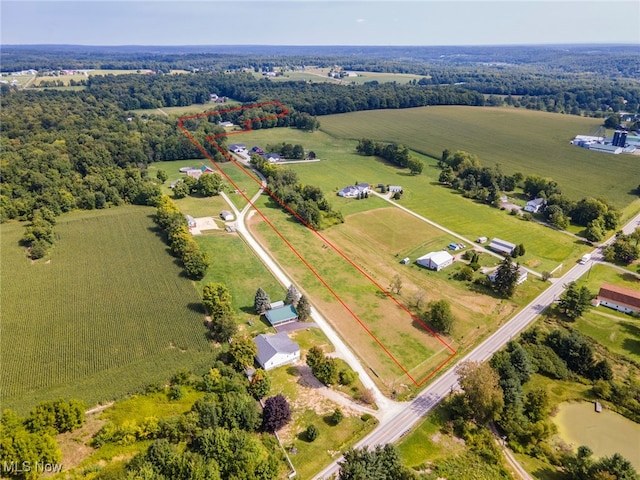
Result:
[190, 216, 219, 235]
[56, 414, 107, 473]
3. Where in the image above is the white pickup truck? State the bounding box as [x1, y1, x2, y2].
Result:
[579, 253, 591, 264]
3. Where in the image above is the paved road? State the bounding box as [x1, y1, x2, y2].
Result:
[313, 211, 640, 479]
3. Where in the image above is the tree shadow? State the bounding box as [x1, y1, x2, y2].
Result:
[285, 365, 300, 378]
[620, 322, 640, 357]
[187, 302, 205, 315]
[618, 272, 640, 283]
[322, 414, 337, 426]
[296, 431, 314, 443]
[532, 466, 565, 480]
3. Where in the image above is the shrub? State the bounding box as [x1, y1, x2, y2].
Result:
[167, 385, 183, 401]
[331, 408, 344, 426]
[456, 266, 474, 281]
[360, 413, 374, 422]
[339, 368, 358, 386]
[305, 424, 319, 442]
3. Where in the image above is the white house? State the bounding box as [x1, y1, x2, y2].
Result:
[254, 333, 300, 371]
[337, 183, 370, 198]
[524, 198, 545, 213]
[416, 251, 454, 271]
[389, 185, 403, 193]
[220, 210, 234, 221]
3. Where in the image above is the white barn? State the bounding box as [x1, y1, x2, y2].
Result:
[416, 251, 454, 271]
[254, 333, 300, 371]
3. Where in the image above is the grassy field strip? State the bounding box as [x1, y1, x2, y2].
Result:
[0, 207, 214, 413]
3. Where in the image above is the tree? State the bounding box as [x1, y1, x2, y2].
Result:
[284, 284, 301, 306]
[203, 283, 233, 320]
[305, 424, 319, 441]
[558, 281, 593, 319]
[338, 444, 416, 480]
[156, 169, 168, 184]
[248, 369, 271, 399]
[254, 287, 271, 314]
[229, 336, 257, 369]
[209, 314, 237, 343]
[407, 157, 424, 175]
[493, 257, 519, 298]
[456, 265, 474, 281]
[604, 115, 621, 129]
[183, 248, 210, 279]
[306, 346, 339, 385]
[331, 408, 344, 425]
[197, 172, 223, 197]
[296, 295, 311, 321]
[422, 299, 454, 334]
[389, 274, 403, 295]
[456, 361, 504, 425]
[585, 218, 605, 242]
[262, 394, 291, 432]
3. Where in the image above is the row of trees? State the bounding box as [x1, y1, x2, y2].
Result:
[264, 142, 306, 160]
[155, 195, 210, 279]
[356, 138, 424, 175]
[251, 155, 344, 229]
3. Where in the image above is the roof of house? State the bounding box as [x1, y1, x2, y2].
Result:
[264, 304, 298, 325]
[229, 143, 245, 149]
[270, 300, 285, 308]
[221, 210, 232, 217]
[526, 198, 545, 207]
[598, 283, 640, 310]
[255, 333, 300, 366]
[417, 250, 453, 266]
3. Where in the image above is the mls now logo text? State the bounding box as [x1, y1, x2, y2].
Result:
[2, 461, 63, 474]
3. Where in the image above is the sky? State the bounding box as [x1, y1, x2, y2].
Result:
[1, 0, 639, 46]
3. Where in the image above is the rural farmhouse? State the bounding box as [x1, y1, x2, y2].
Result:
[417, 251, 454, 271]
[488, 265, 528, 285]
[338, 183, 370, 198]
[254, 333, 300, 370]
[595, 283, 640, 314]
[524, 198, 545, 213]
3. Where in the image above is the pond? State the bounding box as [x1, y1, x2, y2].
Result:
[553, 401, 640, 470]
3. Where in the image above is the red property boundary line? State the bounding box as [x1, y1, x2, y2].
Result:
[178, 101, 457, 386]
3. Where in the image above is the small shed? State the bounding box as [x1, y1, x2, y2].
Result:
[185, 215, 196, 229]
[389, 185, 403, 193]
[595, 401, 603, 413]
[476, 236, 488, 244]
[401, 257, 410, 264]
[220, 210, 234, 221]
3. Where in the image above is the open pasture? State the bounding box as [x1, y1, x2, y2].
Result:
[247, 196, 545, 392]
[318, 106, 640, 209]
[233, 128, 589, 273]
[0, 207, 214, 413]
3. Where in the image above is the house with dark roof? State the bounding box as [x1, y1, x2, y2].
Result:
[488, 238, 517, 256]
[266, 153, 281, 163]
[596, 283, 640, 314]
[229, 144, 247, 154]
[254, 333, 300, 370]
[264, 304, 299, 327]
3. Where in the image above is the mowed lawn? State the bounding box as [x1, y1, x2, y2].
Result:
[0, 207, 214, 413]
[233, 128, 589, 273]
[318, 106, 640, 209]
[247, 195, 547, 392]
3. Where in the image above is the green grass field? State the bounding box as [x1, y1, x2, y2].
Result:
[0, 207, 215, 413]
[266, 68, 426, 85]
[234, 127, 589, 273]
[318, 106, 640, 209]
[129, 100, 241, 117]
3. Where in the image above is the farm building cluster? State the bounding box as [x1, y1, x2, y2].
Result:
[228, 144, 283, 163]
[337, 183, 371, 198]
[570, 130, 639, 154]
